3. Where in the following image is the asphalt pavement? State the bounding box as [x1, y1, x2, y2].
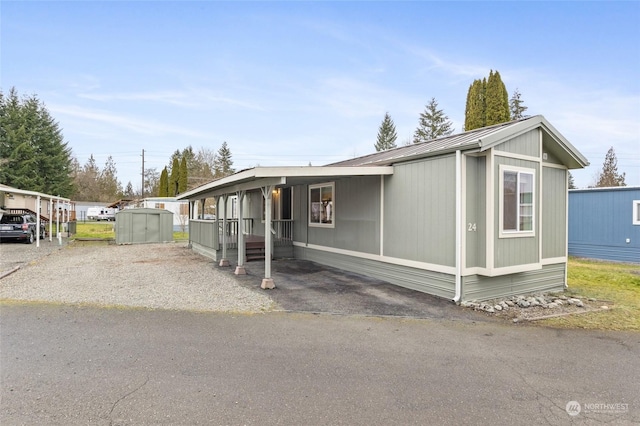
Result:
[1, 302, 638, 425]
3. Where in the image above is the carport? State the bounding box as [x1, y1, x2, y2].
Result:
[0, 184, 72, 247]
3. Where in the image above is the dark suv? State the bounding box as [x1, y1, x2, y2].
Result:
[0, 213, 46, 244]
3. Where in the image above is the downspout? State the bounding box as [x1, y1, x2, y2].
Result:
[453, 150, 462, 303]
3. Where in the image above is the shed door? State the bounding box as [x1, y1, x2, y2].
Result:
[146, 214, 160, 242]
[132, 214, 147, 243]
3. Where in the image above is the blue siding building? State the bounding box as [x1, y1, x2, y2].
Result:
[568, 187, 640, 263]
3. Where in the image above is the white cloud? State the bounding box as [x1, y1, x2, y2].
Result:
[50, 104, 210, 139]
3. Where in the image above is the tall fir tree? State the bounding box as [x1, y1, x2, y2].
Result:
[159, 167, 169, 197]
[0, 87, 74, 197]
[596, 147, 626, 187]
[464, 78, 486, 131]
[413, 98, 454, 143]
[215, 141, 234, 178]
[169, 157, 180, 196]
[124, 181, 135, 198]
[374, 112, 398, 151]
[568, 171, 576, 189]
[178, 156, 188, 194]
[485, 70, 510, 126]
[98, 156, 122, 202]
[509, 88, 528, 120]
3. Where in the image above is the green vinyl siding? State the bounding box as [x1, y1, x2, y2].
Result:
[494, 129, 540, 158]
[293, 176, 381, 254]
[465, 156, 486, 268]
[494, 156, 540, 268]
[462, 263, 565, 301]
[542, 166, 567, 259]
[384, 155, 456, 267]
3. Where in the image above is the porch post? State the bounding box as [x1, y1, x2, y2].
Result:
[36, 195, 41, 247]
[56, 199, 61, 244]
[260, 186, 275, 289]
[219, 194, 230, 266]
[235, 190, 246, 275]
[49, 198, 53, 241]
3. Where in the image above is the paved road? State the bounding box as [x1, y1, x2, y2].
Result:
[1, 302, 638, 425]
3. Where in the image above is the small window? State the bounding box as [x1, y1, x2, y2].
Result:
[309, 182, 334, 227]
[633, 200, 640, 226]
[500, 166, 535, 237]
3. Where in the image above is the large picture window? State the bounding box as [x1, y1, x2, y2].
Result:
[500, 166, 535, 236]
[309, 182, 334, 227]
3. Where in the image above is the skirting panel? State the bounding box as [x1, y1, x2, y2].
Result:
[191, 242, 219, 261]
[294, 246, 456, 299]
[569, 243, 640, 264]
[463, 263, 566, 301]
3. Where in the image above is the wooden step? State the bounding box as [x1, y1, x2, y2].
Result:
[245, 241, 265, 261]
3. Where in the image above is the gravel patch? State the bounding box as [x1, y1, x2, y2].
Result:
[0, 242, 275, 313]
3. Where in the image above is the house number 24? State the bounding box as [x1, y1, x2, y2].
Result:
[467, 223, 477, 232]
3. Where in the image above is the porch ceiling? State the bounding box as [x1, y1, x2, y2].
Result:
[177, 166, 394, 200]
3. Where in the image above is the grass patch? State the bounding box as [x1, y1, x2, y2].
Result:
[74, 222, 115, 240]
[539, 258, 640, 331]
[72, 221, 188, 242]
[173, 231, 189, 241]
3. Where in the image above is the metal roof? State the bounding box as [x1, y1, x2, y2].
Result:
[328, 115, 588, 169]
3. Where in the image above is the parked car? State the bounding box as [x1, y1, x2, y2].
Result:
[0, 213, 46, 244]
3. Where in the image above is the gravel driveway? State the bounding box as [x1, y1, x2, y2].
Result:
[0, 242, 274, 313]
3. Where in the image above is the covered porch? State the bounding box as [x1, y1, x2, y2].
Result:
[177, 166, 393, 289]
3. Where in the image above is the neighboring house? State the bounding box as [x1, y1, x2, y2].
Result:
[135, 197, 190, 231]
[568, 186, 640, 263]
[178, 116, 588, 302]
[0, 183, 74, 245]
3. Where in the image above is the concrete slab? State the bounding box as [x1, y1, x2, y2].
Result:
[229, 259, 488, 321]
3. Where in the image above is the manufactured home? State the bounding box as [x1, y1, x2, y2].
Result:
[178, 116, 588, 302]
[569, 186, 640, 263]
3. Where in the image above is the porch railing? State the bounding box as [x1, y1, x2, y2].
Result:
[271, 219, 293, 246]
[189, 218, 293, 252]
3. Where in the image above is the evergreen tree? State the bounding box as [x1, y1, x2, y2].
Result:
[509, 88, 528, 120]
[178, 156, 188, 194]
[485, 70, 510, 126]
[98, 156, 121, 202]
[0, 87, 74, 197]
[464, 70, 511, 130]
[215, 141, 234, 177]
[72, 155, 101, 201]
[464, 79, 486, 131]
[124, 181, 135, 198]
[413, 98, 454, 143]
[374, 112, 398, 151]
[159, 167, 169, 197]
[596, 147, 626, 187]
[568, 171, 576, 189]
[169, 157, 180, 196]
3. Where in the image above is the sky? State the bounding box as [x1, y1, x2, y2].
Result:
[1, 1, 639, 191]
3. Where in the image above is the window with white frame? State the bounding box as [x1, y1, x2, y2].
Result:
[309, 182, 334, 227]
[633, 200, 640, 225]
[500, 166, 535, 236]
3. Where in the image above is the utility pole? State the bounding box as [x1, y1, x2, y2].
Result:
[141, 149, 145, 199]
